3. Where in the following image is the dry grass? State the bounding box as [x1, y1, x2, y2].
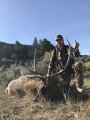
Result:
[0, 77, 90, 120]
[83, 62, 90, 69]
[0, 64, 32, 86]
[0, 63, 90, 120]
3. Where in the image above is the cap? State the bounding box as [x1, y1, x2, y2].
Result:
[55, 35, 63, 41]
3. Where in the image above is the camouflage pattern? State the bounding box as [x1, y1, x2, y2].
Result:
[47, 43, 83, 89]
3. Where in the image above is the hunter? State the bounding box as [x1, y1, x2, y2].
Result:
[47, 35, 84, 93]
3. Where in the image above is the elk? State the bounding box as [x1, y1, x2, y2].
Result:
[6, 75, 44, 96]
[6, 40, 71, 100]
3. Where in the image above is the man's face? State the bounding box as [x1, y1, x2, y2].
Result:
[56, 39, 63, 47]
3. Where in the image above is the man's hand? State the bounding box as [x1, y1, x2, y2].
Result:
[74, 40, 79, 49]
[47, 73, 52, 78]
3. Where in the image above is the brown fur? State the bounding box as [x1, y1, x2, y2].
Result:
[6, 75, 43, 96]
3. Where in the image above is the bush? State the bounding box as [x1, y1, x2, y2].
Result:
[83, 62, 90, 69]
[0, 64, 31, 86]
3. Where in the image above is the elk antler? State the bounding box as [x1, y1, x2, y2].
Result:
[45, 39, 71, 78]
[26, 40, 71, 82]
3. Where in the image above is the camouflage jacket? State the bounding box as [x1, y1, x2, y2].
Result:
[47, 43, 80, 75]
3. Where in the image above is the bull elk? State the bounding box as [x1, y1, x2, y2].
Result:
[6, 40, 71, 101]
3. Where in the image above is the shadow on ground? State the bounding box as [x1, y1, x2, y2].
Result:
[39, 85, 90, 103]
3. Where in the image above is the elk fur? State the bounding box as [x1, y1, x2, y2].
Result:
[6, 75, 43, 96]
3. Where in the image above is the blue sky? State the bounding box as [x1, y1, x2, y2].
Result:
[0, 0, 90, 55]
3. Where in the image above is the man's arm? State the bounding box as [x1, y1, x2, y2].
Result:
[66, 40, 80, 58]
[73, 40, 80, 57]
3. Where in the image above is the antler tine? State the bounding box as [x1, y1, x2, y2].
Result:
[50, 39, 71, 78]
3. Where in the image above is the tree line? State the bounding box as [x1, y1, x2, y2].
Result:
[0, 38, 54, 60]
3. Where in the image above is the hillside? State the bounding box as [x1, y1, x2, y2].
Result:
[0, 59, 90, 120]
[0, 39, 54, 61]
[0, 69, 90, 120]
[0, 41, 90, 120]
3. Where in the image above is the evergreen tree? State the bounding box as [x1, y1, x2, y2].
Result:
[33, 37, 38, 71]
[39, 38, 54, 53]
[33, 37, 38, 48]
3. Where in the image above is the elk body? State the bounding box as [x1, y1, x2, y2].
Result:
[6, 75, 44, 96]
